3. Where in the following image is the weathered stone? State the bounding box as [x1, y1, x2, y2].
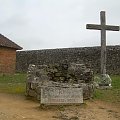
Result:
[16, 46, 120, 75]
[41, 87, 83, 104]
[98, 74, 112, 89]
[31, 82, 38, 90]
[26, 62, 94, 100]
[27, 89, 37, 98]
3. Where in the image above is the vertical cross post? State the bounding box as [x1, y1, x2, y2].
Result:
[100, 11, 106, 75]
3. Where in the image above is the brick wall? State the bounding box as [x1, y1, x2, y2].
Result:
[0, 47, 16, 74]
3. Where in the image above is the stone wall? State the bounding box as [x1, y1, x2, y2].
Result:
[16, 46, 120, 74]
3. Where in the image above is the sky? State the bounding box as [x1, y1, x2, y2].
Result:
[0, 0, 120, 50]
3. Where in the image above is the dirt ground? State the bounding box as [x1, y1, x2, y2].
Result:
[0, 93, 120, 120]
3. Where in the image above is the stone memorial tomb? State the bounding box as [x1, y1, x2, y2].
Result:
[26, 61, 94, 104]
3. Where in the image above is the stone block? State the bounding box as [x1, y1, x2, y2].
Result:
[41, 87, 83, 104]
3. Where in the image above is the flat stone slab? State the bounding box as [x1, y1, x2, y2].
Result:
[41, 87, 83, 105]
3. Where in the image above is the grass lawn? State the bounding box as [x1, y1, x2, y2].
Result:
[0, 74, 26, 94]
[94, 75, 120, 104]
[0, 74, 120, 104]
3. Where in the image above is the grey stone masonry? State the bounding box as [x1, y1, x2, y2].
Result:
[26, 61, 94, 100]
[16, 46, 120, 75]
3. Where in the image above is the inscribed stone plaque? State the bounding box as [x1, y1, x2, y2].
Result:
[41, 87, 83, 104]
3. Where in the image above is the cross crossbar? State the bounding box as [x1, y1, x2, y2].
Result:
[86, 24, 119, 31]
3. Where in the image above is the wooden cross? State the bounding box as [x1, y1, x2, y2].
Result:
[86, 11, 119, 76]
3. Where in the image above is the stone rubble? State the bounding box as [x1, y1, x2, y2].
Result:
[94, 74, 112, 89]
[26, 61, 94, 100]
